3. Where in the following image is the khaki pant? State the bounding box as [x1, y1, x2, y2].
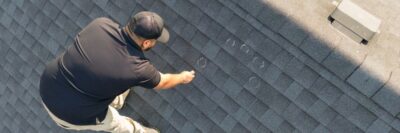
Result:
[43, 90, 145, 133]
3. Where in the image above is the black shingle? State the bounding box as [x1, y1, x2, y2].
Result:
[245, 76, 263, 93]
[214, 50, 237, 74]
[8, 20, 20, 36]
[348, 106, 377, 130]
[76, 12, 91, 28]
[28, 0, 46, 9]
[332, 95, 360, 117]
[204, 0, 222, 18]
[11, 7, 24, 24]
[113, 0, 136, 14]
[204, 21, 223, 41]
[189, 0, 210, 8]
[137, 0, 155, 9]
[10, 20, 25, 39]
[230, 63, 254, 86]
[161, 48, 179, 65]
[71, 0, 94, 14]
[210, 107, 228, 124]
[10, 38, 23, 53]
[49, 0, 67, 9]
[278, 21, 308, 46]
[308, 100, 338, 126]
[209, 68, 229, 88]
[232, 108, 251, 124]
[193, 113, 214, 133]
[233, 43, 255, 65]
[235, 89, 256, 108]
[219, 96, 240, 114]
[169, 92, 185, 108]
[256, 6, 287, 32]
[284, 82, 304, 101]
[283, 58, 305, 77]
[169, 110, 187, 130]
[181, 122, 197, 133]
[202, 61, 218, 79]
[248, 100, 269, 118]
[0, 26, 14, 45]
[181, 24, 198, 42]
[295, 90, 319, 110]
[174, 0, 193, 21]
[272, 50, 294, 70]
[181, 23, 198, 42]
[220, 115, 237, 132]
[182, 46, 202, 66]
[294, 66, 319, 89]
[21, 31, 35, 48]
[275, 121, 295, 133]
[31, 43, 50, 62]
[293, 112, 319, 132]
[161, 7, 179, 26]
[316, 82, 343, 105]
[366, 119, 392, 133]
[225, 14, 244, 33]
[210, 125, 225, 133]
[272, 73, 294, 93]
[300, 35, 334, 63]
[197, 96, 218, 115]
[42, 2, 59, 19]
[220, 36, 241, 55]
[88, 4, 106, 19]
[201, 41, 220, 59]
[231, 123, 250, 133]
[255, 85, 290, 114]
[244, 117, 261, 132]
[33, 11, 52, 30]
[186, 87, 205, 106]
[236, 0, 263, 16]
[184, 104, 202, 122]
[191, 31, 209, 51]
[256, 125, 272, 133]
[165, 126, 178, 133]
[234, 22, 253, 41]
[215, 6, 234, 24]
[233, 109, 251, 124]
[191, 74, 215, 96]
[248, 55, 270, 78]
[322, 49, 360, 80]
[328, 115, 363, 133]
[186, 6, 204, 25]
[171, 18, 187, 38]
[196, 15, 212, 33]
[0, 13, 13, 28]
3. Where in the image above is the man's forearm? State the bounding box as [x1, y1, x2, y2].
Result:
[155, 73, 183, 90]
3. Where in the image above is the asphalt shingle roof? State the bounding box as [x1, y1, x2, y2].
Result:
[1, 0, 400, 132]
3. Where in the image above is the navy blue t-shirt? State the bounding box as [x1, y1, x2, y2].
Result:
[40, 18, 161, 125]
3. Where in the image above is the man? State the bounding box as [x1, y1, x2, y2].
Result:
[39, 11, 195, 133]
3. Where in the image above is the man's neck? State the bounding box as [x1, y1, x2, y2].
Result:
[122, 27, 143, 51]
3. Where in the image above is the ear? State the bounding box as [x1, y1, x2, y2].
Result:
[142, 40, 152, 47]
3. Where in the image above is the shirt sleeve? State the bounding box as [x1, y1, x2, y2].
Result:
[135, 60, 161, 89]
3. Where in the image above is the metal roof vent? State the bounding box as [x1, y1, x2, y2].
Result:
[329, 0, 381, 44]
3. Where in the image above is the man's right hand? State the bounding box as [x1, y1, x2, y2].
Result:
[155, 70, 196, 90]
[180, 70, 195, 84]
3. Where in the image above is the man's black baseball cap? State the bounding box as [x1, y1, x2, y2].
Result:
[126, 11, 170, 43]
